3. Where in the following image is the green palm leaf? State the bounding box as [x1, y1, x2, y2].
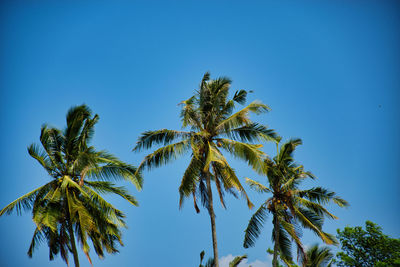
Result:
[138, 140, 190, 171]
[243, 138, 347, 266]
[218, 138, 265, 174]
[0, 181, 55, 216]
[243, 204, 268, 248]
[216, 101, 270, 133]
[225, 123, 278, 143]
[134, 73, 276, 267]
[1, 105, 140, 267]
[133, 129, 192, 152]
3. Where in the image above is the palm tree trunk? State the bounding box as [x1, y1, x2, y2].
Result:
[273, 215, 279, 267]
[65, 196, 79, 267]
[68, 221, 80, 267]
[206, 171, 219, 267]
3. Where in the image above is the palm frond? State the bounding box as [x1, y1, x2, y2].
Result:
[27, 144, 56, 176]
[232, 90, 247, 104]
[243, 204, 268, 248]
[304, 244, 334, 267]
[225, 123, 278, 143]
[275, 223, 294, 263]
[293, 206, 334, 245]
[33, 203, 62, 232]
[213, 161, 253, 208]
[279, 218, 304, 260]
[137, 140, 190, 173]
[86, 163, 142, 191]
[0, 181, 55, 216]
[216, 101, 270, 133]
[80, 186, 126, 228]
[211, 163, 226, 209]
[179, 95, 202, 129]
[65, 104, 92, 144]
[203, 142, 226, 171]
[39, 126, 66, 171]
[77, 114, 99, 150]
[299, 187, 349, 207]
[277, 138, 302, 164]
[133, 129, 192, 152]
[198, 178, 210, 210]
[229, 254, 247, 267]
[27, 227, 45, 258]
[218, 138, 265, 174]
[66, 191, 95, 232]
[85, 181, 138, 206]
[245, 178, 271, 193]
[296, 197, 338, 220]
[178, 157, 201, 208]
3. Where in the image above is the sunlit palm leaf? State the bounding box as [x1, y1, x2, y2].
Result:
[85, 181, 138, 206]
[179, 156, 202, 208]
[216, 101, 270, 133]
[229, 254, 247, 267]
[245, 178, 271, 193]
[224, 123, 278, 143]
[0, 181, 55, 216]
[218, 138, 265, 174]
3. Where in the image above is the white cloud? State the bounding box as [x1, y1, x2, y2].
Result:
[219, 254, 271, 267]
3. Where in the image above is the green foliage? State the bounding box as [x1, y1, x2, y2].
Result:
[135, 73, 278, 266]
[134, 72, 278, 212]
[304, 244, 334, 267]
[335, 221, 400, 267]
[0, 105, 141, 266]
[198, 251, 247, 267]
[243, 139, 348, 266]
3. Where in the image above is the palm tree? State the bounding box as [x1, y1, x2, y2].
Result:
[0, 105, 142, 267]
[303, 244, 333, 267]
[243, 138, 348, 267]
[133, 72, 277, 266]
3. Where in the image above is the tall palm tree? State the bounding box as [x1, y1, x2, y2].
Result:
[0, 105, 142, 267]
[243, 138, 348, 267]
[133, 72, 277, 266]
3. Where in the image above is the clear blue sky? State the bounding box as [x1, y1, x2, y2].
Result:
[0, 1, 399, 266]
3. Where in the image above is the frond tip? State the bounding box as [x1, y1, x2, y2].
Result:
[243, 204, 268, 248]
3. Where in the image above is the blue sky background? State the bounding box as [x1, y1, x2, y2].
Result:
[0, 1, 399, 266]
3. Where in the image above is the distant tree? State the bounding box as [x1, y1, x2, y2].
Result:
[0, 105, 142, 267]
[267, 244, 333, 267]
[335, 221, 400, 267]
[243, 138, 348, 267]
[134, 72, 277, 266]
[199, 251, 248, 267]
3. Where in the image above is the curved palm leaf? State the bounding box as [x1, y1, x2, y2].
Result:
[134, 73, 277, 266]
[243, 138, 348, 266]
[243, 203, 268, 248]
[0, 105, 140, 267]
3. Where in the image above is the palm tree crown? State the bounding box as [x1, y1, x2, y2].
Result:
[0, 105, 142, 267]
[303, 244, 334, 267]
[133, 72, 277, 266]
[243, 138, 348, 266]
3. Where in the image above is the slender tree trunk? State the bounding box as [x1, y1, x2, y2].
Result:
[68, 221, 80, 267]
[65, 195, 79, 267]
[273, 215, 279, 267]
[205, 171, 219, 267]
